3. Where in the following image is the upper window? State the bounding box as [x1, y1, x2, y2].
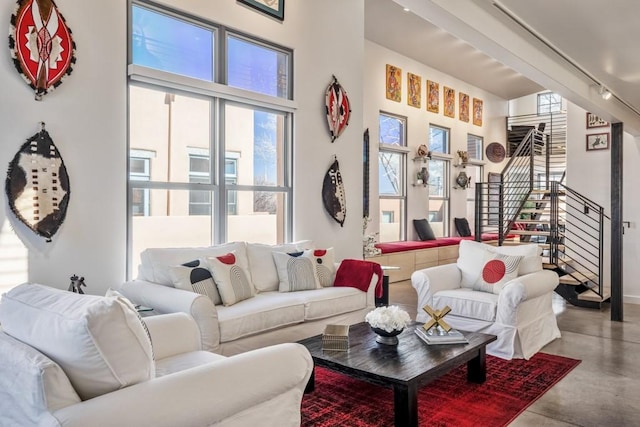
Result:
[132, 4, 214, 81]
[227, 34, 290, 99]
[429, 125, 449, 154]
[467, 134, 483, 160]
[537, 92, 562, 114]
[379, 112, 406, 146]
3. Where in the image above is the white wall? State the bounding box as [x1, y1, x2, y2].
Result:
[0, 0, 127, 294]
[364, 41, 508, 240]
[0, 0, 366, 295]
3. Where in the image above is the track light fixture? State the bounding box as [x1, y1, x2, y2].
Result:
[598, 85, 612, 100]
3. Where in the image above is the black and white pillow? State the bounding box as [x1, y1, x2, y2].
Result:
[273, 251, 321, 292]
[169, 259, 222, 305]
[205, 252, 255, 306]
[305, 248, 336, 287]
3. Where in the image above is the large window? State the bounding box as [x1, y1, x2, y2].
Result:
[464, 164, 483, 234]
[378, 112, 407, 242]
[428, 124, 450, 236]
[128, 2, 293, 274]
[537, 92, 562, 114]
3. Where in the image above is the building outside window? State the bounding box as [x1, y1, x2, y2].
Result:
[128, 2, 293, 275]
[428, 124, 450, 236]
[537, 92, 562, 114]
[378, 112, 407, 242]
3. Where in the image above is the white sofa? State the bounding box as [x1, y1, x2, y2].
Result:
[0, 283, 313, 427]
[411, 240, 561, 359]
[118, 241, 379, 355]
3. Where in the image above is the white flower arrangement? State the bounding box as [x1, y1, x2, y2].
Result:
[365, 305, 411, 333]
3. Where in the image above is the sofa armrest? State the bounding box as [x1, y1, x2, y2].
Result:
[365, 273, 379, 308]
[496, 270, 559, 326]
[143, 313, 202, 360]
[411, 264, 462, 322]
[118, 280, 220, 353]
[51, 343, 313, 427]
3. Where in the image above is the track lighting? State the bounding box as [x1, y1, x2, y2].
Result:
[598, 85, 612, 100]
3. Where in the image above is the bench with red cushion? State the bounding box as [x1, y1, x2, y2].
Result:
[374, 233, 514, 254]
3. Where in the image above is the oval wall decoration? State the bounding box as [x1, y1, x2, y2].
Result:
[486, 142, 506, 163]
[325, 75, 351, 143]
[9, 0, 77, 100]
[5, 125, 70, 242]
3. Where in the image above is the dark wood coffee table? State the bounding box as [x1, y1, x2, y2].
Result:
[298, 321, 497, 427]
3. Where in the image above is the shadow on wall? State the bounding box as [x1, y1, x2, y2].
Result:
[0, 218, 28, 293]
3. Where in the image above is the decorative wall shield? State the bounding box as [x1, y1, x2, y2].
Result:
[325, 75, 351, 142]
[9, 0, 77, 100]
[322, 157, 346, 227]
[5, 124, 70, 241]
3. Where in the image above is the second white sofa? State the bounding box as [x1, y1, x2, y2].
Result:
[118, 241, 379, 355]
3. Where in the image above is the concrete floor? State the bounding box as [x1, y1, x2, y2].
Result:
[389, 281, 640, 427]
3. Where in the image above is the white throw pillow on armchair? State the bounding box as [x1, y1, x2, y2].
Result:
[0, 284, 154, 401]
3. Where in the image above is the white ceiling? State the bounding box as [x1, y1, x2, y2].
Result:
[365, 0, 544, 100]
[365, 0, 640, 132]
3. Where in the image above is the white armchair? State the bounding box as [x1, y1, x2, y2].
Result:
[411, 240, 561, 359]
[0, 284, 313, 427]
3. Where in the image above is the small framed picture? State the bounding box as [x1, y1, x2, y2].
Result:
[586, 133, 609, 151]
[586, 112, 609, 129]
[238, 0, 284, 21]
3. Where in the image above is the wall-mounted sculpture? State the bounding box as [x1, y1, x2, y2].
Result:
[9, 0, 77, 100]
[5, 123, 70, 242]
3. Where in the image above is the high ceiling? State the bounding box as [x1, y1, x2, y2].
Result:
[365, 0, 544, 100]
[365, 0, 640, 134]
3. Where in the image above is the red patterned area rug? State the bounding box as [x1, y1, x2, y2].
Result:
[301, 352, 580, 427]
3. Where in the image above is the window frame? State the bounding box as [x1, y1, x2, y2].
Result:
[127, 0, 294, 277]
[378, 111, 408, 242]
[537, 92, 562, 114]
[467, 133, 484, 161]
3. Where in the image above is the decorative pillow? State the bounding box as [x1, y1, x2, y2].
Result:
[169, 260, 222, 305]
[273, 251, 321, 292]
[473, 252, 524, 294]
[490, 243, 542, 275]
[454, 217, 472, 237]
[205, 252, 255, 306]
[305, 248, 336, 287]
[246, 241, 313, 292]
[0, 284, 154, 401]
[413, 219, 436, 241]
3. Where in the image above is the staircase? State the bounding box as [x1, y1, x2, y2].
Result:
[475, 115, 610, 308]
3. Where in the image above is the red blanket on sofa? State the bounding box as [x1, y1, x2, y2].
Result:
[334, 259, 383, 298]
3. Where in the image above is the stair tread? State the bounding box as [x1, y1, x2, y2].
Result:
[558, 271, 598, 285]
[509, 230, 551, 236]
[577, 288, 611, 302]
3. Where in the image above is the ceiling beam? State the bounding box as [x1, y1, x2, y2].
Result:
[394, 0, 640, 135]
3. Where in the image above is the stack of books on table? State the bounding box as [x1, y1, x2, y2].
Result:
[322, 324, 349, 351]
[415, 326, 469, 345]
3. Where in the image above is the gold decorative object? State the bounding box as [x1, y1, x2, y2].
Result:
[421, 305, 452, 332]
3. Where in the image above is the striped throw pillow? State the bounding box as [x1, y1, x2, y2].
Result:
[169, 260, 222, 305]
[205, 252, 255, 306]
[273, 251, 321, 292]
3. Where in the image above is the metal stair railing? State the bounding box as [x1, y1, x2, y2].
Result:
[474, 128, 545, 244]
[550, 181, 608, 298]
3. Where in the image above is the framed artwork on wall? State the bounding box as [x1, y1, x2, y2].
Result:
[407, 73, 421, 108]
[586, 133, 610, 151]
[427, 80, 439, 113]
[385, 64, 402, 102]
[473, 98, 483, 126]
[586, 112, 609, 128]
[459, 92, 469, 122]
[444, 86, 455, 118]
[238, 0, 284, 20]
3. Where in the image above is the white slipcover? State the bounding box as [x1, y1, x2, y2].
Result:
[412, 241, 561, 359]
